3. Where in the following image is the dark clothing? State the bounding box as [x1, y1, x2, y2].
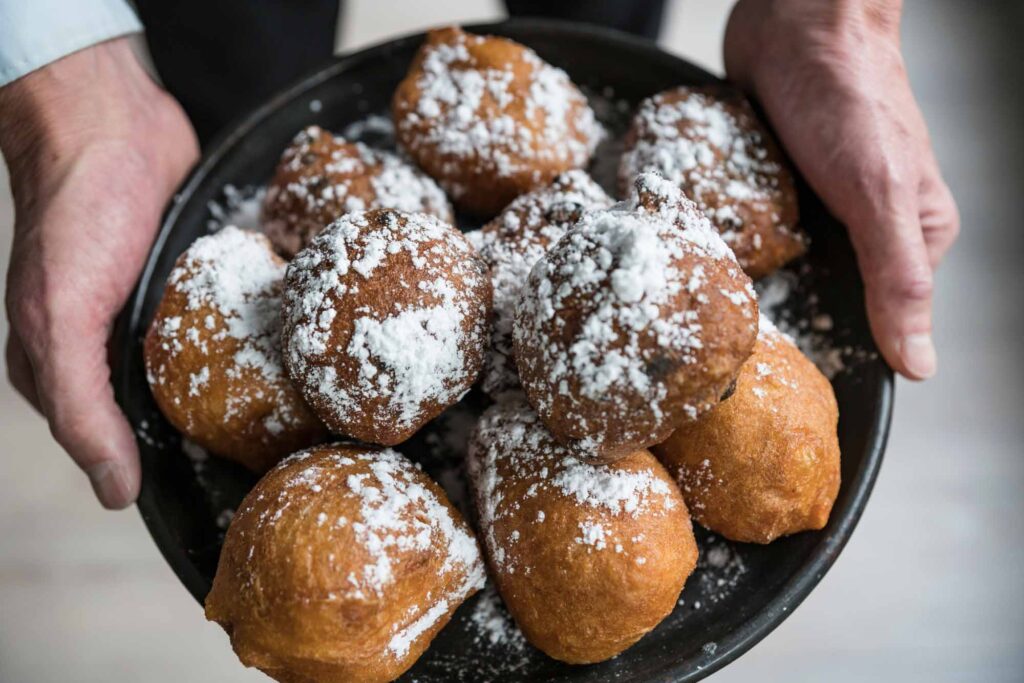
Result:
[503, 0, 666, 40]
[134, 0, 667, 146]
[134, 0, 341, 145]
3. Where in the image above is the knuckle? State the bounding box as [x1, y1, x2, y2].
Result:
[889, 269, 933, 303]
[847, 159, 916, 228]
[940, 196, 961, 241]
[5, 289, 40, 334]
[48, 408, 88, 450]
[5, 358, 28, 396]
[865, 3, 902, 35]
[874, 158, 915, 202]
[948, 213, 961, 240]
[6, 273, 86, 342]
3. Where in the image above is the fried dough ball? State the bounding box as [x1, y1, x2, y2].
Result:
[467, 398, 697, 664]
[513, 173, 758, 462]
[262, 125, 453, 258]
[392, 26, 603, 217]
[206, 444, 485, 683]
[653, 318, 841, 543]
[144, 227, 326, 472]
[281, 208, 492, 445]
[468, 170, 613, 398]
[620, 85, 806, 279]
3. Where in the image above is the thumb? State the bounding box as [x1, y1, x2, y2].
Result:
[17, 301, 141, 508]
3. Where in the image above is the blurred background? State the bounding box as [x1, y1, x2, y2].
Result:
[1, 1, 1022, 681]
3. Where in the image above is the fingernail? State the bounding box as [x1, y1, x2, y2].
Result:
[900, 333, 937, 379]
[87, 461, 134, 509]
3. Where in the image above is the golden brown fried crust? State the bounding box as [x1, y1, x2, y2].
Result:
[512, 174, 758, 461]
[392, 27, 602, 217]
[205, 444, 485, 683]
[467, 399, 698, 664]
[281, 209, 492, 445]
[143, 228, 327, 472]
[653, 323, 840, 543]
[620, 85, 805, 279]
[262, 126, 453, 259]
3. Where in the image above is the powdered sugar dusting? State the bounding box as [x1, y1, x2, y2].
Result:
[689, 534, 748, 608]
[757, 268, 877, 378]
[470, 170, 613, 397]
[206, 185, 265, 233]
[146, 227, 312, 438]
[263, 126, 451, 257]
[469, 584, 527, 651]
[347, 304, 468, 427]
[238, 446, 484, 659]
[553, 459, 676, 515]
[412, 583, 532, 681]
[282, 210, 490, 438]
[394, 27, 602, 201]
[512, 173, 756, 449]
[342, 113, 395, 146]
[467, 397, 678, 575]
[619, 86, 803, 269]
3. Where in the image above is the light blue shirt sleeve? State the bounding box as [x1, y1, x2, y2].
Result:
[0, 0, 142, 87]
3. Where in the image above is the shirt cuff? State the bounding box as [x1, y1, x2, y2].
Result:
[0, 0, 143, 87]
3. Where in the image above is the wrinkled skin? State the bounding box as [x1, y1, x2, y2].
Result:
[0, 37, 198, 508]
[725, 0, 959, 379]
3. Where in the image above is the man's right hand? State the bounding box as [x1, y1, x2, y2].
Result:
[0, 36, 198, 508]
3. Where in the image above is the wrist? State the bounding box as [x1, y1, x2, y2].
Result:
[724, 0, 903, 92]
[0, 37, 196, 195]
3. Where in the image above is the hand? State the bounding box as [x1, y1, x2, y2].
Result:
[724, 0, 959, 380]
[1, 37, 198, 508]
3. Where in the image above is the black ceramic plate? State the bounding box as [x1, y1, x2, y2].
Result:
[111, 18, 893, 683]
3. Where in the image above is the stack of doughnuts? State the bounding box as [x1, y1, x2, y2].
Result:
[142, 25, 840, 683]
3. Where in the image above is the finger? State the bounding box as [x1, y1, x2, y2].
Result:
[16, 304, 141, 509]
[894, 94, 959, 270]
[918, 164, 960, 269]
[846, 180, 938, 381]
[5, 333, 42, 412]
